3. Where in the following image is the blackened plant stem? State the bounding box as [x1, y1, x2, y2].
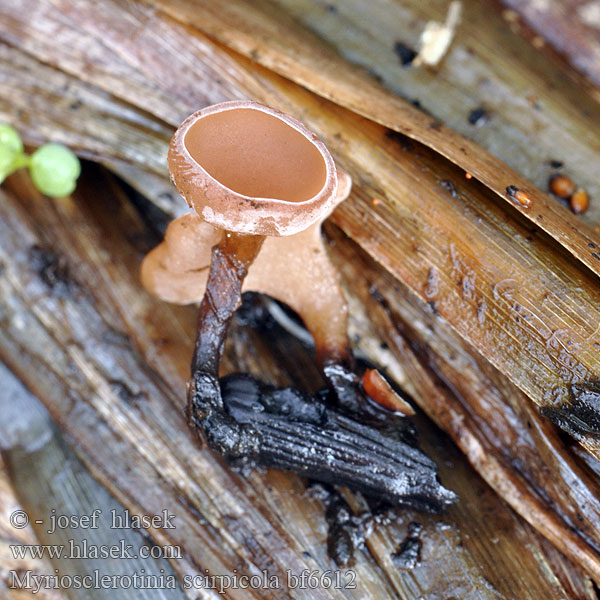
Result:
[187, 232, 264, 458]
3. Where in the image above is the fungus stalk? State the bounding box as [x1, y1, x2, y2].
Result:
[191, 232, 264, 379]
[142, 101, 455, 510]
[187, 231, 265, 458]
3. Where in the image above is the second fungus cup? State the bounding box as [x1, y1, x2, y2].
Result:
[140, 101, 455, 510]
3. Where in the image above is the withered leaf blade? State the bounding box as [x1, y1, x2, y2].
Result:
[0, 163, 594, 597]
[328, 227, 600, 580]
[10, 0, 595, 458]
[153, 0, 600, 277]
[220, 373, 457, 513]
[3, 1, 600, 586]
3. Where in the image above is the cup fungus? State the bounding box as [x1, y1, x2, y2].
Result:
[142, 101, 455, 511]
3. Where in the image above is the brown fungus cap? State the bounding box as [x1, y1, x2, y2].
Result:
[168, 101, 338, 236]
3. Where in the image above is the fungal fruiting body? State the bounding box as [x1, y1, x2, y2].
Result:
[141, 175, 352, 368]
[141, 101, 455, 510]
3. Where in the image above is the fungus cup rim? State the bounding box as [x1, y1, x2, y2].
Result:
[168, 100, 338, 236]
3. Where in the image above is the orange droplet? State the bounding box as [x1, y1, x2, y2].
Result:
[549, 174, 575, 199]
[465, 172, 472, 179]
[515, 190, 531, 207]
[372, 197, 381, 206]
[570, 188, 589, 214]
[506, 185, 531, 207]
[502, 9, 519, 23]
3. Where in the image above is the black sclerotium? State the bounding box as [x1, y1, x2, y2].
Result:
[215, 373, 456, 511]
[187, 233, 456, 513]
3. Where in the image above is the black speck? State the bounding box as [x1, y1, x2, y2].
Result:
[392, 522, 423, 569]
[429, 120, 443, 131]
[394, 41, 417, 66]
[109, 380, 147, 405]
[410, 99, 434, 117]
[588, 242, 596, 249]
[592, 253, 600, 261]
[547, 160, 564, 169]
[28, 245, 77, 297]
[428, 301, 439, 315]
[439, 179, 458, 198]
[506, 185, 519, 198]
[69, 99, 83, 110]
[369, 284, 385, 304]
[325, 4, 337, 13]
[467, 107, 489, 126]
[385, 130, 412, 151]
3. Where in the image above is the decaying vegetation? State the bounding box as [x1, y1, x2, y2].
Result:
[1, 0, 600, 597]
